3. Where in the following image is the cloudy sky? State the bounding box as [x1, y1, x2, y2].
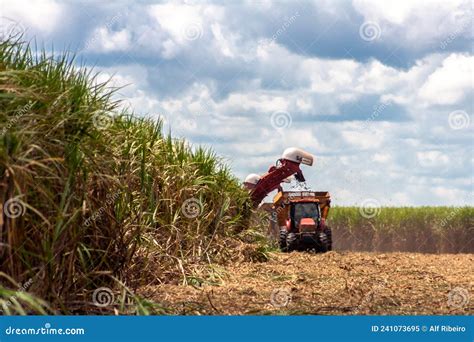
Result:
[2, 0, 473, 206]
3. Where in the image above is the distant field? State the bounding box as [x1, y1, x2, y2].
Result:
[327, 207, 474, 253]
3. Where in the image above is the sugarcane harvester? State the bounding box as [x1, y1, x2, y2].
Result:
[244, 148, 332, 252]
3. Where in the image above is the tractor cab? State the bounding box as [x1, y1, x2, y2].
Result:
[289, 201, 321, 233]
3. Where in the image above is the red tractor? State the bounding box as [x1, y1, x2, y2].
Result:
[245, 148, 332, 252]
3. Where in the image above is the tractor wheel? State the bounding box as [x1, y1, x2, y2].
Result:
[324, 226, 332, 251]
[279, 229, 288, 252]
[286, 232, 298, 252]
[316, 231, 329, 253]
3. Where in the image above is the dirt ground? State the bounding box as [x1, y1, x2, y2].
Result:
[137, 252, 473, 315]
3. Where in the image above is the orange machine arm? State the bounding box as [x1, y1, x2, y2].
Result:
[249, 159, 305, 207]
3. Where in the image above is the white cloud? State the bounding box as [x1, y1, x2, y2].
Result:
[354, 0, 464, 25]
[211, 23, 236, 58]
[391, 192, 412, 206]
[149, 4, 204, 42]
[1, 0, 63, 35]
[418, 54, 472, 105]
[416, 151, 450, 168]
[95, 64, 148, 94]
[373, 152, 391, 163]
[431, 186, 469, 205]
[220, 92, 290, 114]
[303, 58, 360, 94]
[86, 28, 131, 53]
[341, 129, 384, 150]
[353, 0, 470, 44]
